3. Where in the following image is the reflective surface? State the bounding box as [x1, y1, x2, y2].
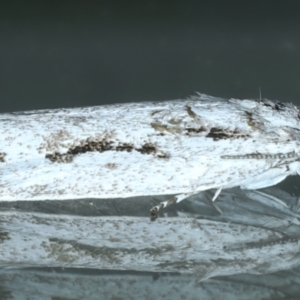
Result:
[1, 183, 300, 299]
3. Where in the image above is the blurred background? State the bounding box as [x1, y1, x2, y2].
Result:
[1, 0, 300, 112]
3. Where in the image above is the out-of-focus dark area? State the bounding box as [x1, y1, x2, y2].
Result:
[1, 0, 300, 112]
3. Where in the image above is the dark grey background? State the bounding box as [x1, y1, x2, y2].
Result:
[1, 0, 300, 112]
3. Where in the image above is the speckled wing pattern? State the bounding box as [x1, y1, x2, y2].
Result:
[0, 94, 300, 208]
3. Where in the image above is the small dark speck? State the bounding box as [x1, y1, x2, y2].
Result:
[0, 152, 7, 162]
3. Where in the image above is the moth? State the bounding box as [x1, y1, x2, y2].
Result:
[0, 93, 300, 215]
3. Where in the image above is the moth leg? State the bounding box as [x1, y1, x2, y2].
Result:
[296, 196, 300, 213]
[212, 187, 222, 202]
[211, 187, 223, 214]
[246, 190, 289, 208]
[150, 192, 196, 216]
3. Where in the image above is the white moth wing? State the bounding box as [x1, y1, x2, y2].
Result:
[0, 94, 300, 200]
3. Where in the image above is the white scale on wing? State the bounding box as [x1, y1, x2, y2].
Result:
[0, 93, 300, 215]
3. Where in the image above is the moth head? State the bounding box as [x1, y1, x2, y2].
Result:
[257, 99, 300, 130]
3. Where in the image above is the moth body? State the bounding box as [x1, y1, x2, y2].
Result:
[0, 94, 300, 212]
